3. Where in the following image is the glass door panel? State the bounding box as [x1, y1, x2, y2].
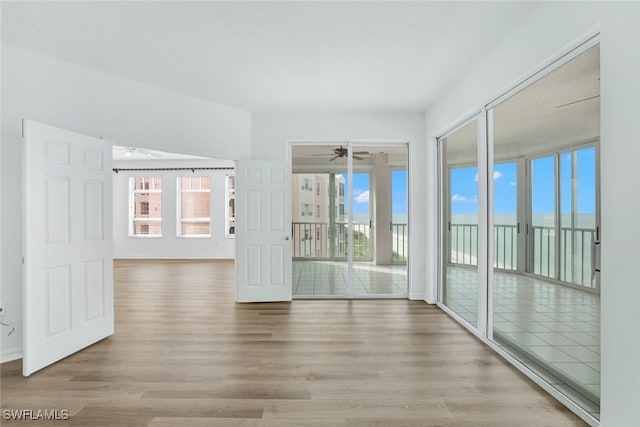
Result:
[291, 143, 409, 297]
[491, 43, 601, 417]
[291, 145, 348, 297]
[530, 155, 557, 278]
[441, 120, 479, 327]
[351, 145, 408, 296]
[493, 162, 518, 271]
[392, 170, 408, 264]
[560, 147, 598, 288]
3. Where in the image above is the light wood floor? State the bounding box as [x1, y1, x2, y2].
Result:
[1, 260, 586, 426]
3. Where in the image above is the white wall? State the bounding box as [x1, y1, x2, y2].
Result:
[424, 3, 640, 426]
[0, 44, 251, 362]
[252, 112, 427, 300]
[113, 159, 235, 259]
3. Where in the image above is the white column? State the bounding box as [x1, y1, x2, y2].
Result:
[373, 153, 392, 265]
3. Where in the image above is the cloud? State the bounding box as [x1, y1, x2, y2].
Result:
[451, 194, 477, 203]
[475, 171, 503, 181]
[354, 190, 369, 204]
[509, 181, 517, 186]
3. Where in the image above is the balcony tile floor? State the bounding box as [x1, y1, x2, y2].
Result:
[444, 266, 600, 418]
[293, 260, 407, 296]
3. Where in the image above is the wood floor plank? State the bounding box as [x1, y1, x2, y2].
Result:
[1, 259, 586, 426]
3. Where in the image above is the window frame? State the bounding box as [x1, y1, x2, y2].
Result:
[177, 175, 212, 238]
[129, 176, 163, 238]
[225, 174, 236, 237]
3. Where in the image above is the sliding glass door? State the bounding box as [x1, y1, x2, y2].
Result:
[490, 43, 600, 418]
[291, 143, 408, 297]
[440, 42, 601, 419]
[440, 119, 479, 327]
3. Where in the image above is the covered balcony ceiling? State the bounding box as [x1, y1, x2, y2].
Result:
[446, 44, 600, 161]
[292, 145, 408, 173]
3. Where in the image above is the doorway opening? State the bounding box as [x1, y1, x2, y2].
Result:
[291, 143, 409, 298]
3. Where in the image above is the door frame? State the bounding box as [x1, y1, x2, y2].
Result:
[288, 140, 411, 299]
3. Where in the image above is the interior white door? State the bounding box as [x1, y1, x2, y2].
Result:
[235, 160, 292, 302]
[23, 120, 113, 376]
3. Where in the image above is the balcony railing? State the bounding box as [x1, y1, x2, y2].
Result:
[448, 223, 597, 288]
[392, 223, 408, 262]
[292, 222, 371, 260]
[292, 222, 408, 262]
[495, 224, 517, 270]
[449, 223, 479, 266]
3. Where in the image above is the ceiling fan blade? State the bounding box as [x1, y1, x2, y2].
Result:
[353, 155, 363, 160]
[352, 151, 369, 155]
[310, 154, 335, 156]
[556, 94, 600, 109]
[328, 156, 339, 162]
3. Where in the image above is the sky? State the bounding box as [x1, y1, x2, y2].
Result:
[450, 147, 596, 216]
[343, 170, 407, 216]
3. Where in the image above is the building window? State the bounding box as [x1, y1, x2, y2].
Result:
[178, 176, 211, 237]
[131, 177, 162, 236]
[316, 204, 320, 218]
[302, 178, 312, 191]
[339, 203, 345, 216]
[316, 182, 320, 196]
[226, 174, 235, 236]
[301, 203, 311, 217]
[339, 182, 344, 197]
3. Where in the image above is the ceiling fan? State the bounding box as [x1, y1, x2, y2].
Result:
[310, 146, 370, 161]
[555, 94, 600, 109]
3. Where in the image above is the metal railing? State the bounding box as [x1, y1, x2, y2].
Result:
[494, 224, 517, 270]
[531, 225, 555, 278]
[292, 222, 408, 262]
[292, 222, 371, 260]
[449, 223, 478, 266]
[560, 227, 596, 288]
[448, 223, 597, 288]
[392, 223, 408, 262]
[450, 223, 519, 269]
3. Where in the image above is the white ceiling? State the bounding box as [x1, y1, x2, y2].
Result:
[112, 145, 214, 161]
[1, 1, 535, 112]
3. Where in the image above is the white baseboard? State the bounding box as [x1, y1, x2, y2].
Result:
[1, 347, 23, 364]
[408, 292, 426, 301]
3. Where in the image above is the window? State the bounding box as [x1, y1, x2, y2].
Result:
[131, 177, 162, 236]
[301, 203, 311, 217]
[316, 182, 320, 195]
[316, 204, 320, 218]
[226, 174, 235, 236]
[302, 178, 311, 191]
[177, 176, 211, 237]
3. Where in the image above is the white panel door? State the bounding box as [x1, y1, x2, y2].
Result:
[236, 160, 292, 302]
[23, 120, 113, 376]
